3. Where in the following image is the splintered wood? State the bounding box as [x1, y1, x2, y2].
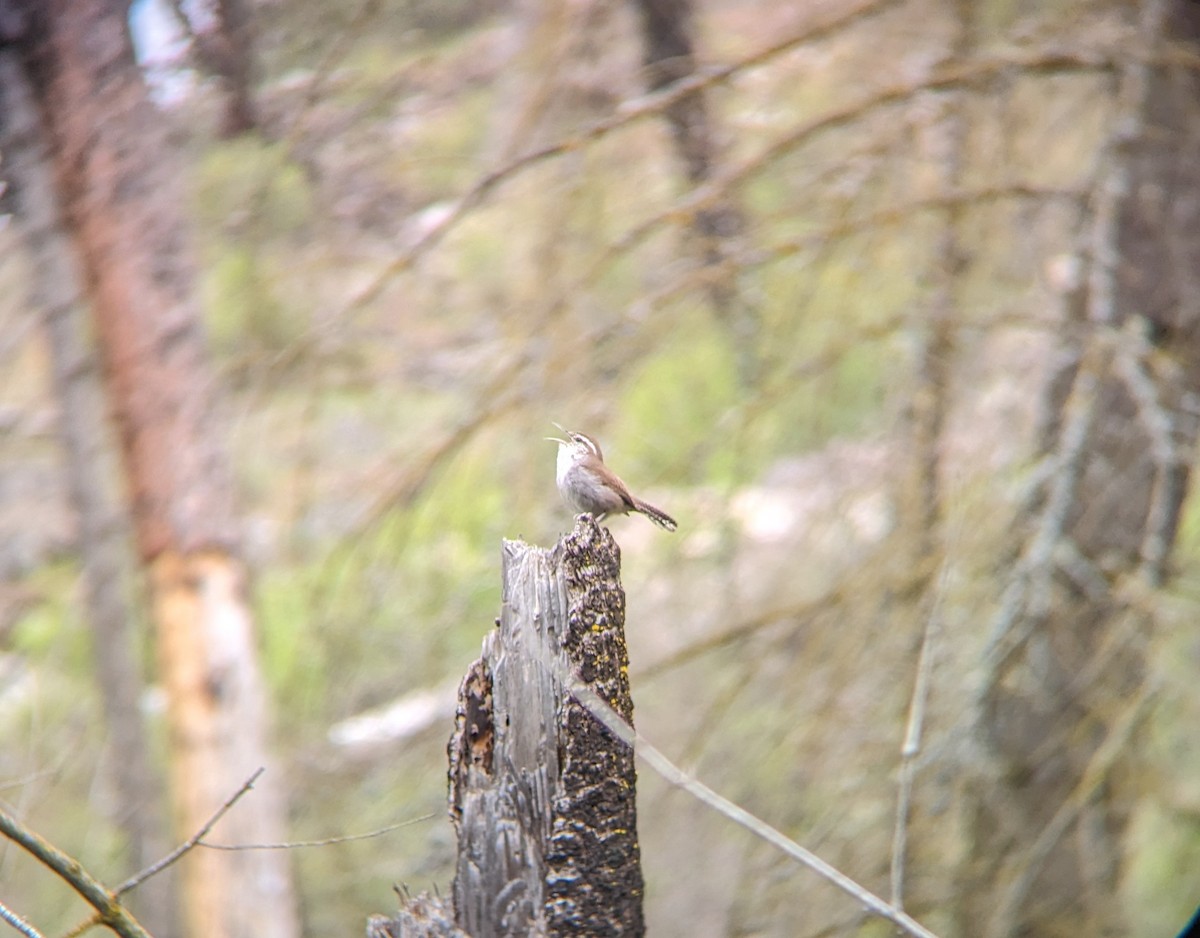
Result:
[448, 515, 644, 938]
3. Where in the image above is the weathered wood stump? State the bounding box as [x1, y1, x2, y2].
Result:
[373, 516, 644, 938]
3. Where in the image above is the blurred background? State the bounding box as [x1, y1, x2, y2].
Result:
[2, 0, 1200, 936]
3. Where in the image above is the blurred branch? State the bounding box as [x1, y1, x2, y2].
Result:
[891, 560, 949, 909]
[289, 28, 1114, 389]
[60, 767, 264, 938]
[975, 21, 1147, 688]
[285, 0, 383, 140]
[1111, 323, 1186, 585]
[893, 0, 975, 907]
[0, 809, 151, 938]
[582, 167, 1077, 333]
[635, 590, 850, 681]
[985, 678, 1160, 938]
[357, 354, 526, 532]
[331, 0, 911, 319]
[745, 184, 1082, 270]
[661, 53, 1106, 237]
[633, 0, 757, 384]
[908, 0, 974, 564]
[566, 53, 1102, 320]
[547, 179, 1079, 522]
[0, 901, 42, 938]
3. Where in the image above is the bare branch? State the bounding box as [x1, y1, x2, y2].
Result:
[975, 3, 1161, 692]
[566, 676, 944, 938]
[198, 813, 435, 851]
[114, 767, 265, 897]
[891, 562, 949, 909]
[60, 768, 265, 938]
[0, 900, 43, 938]
[327, 0, 928, 320]
[0, 809, 151, 938]
[1110, 321, 1186, 585]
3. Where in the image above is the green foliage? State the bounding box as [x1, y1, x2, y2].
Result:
[1172, 486, 1200, 563]
[618, 315, 741, 482]
[257, 567, 328, 712]
[192, 139, 316, 360]
[256, 437, 505, 727]
[193, 138, 313, 238]
[618, 241, 906, 487]
[1121, 803, 1200, 935]
[10, 599, 65, 658]
[204, 246, 296, 355]
[9, 565, 88, 673]
[394, 86, 494, 197]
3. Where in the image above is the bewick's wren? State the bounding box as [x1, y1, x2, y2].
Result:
[548, 425, 677, 531]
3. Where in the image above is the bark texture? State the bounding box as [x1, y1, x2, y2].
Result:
[385, 516, 644, 937]
[9, 2, 298, 936]
[452, 516, 643, 937]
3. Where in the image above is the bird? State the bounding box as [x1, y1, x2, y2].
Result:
[547, 424, 677, 531]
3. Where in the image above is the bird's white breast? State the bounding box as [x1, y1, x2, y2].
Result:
[556, 443, 575, 489]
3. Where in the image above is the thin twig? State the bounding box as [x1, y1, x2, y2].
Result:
[113, 767, 265, 897]
[891, 560, 949, 909]
[198, 813, 435, 851]
[530, 631, 942, 938]
[1110, 321, 1185, 586]
[60, 768, 265, 938]
[564, 676, 944, 938]
[0, 900, 43, 938]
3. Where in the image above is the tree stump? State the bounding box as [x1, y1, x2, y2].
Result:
[375, 516, 644, 937]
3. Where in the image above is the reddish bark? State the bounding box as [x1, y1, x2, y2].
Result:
[11, 2, 298, 936]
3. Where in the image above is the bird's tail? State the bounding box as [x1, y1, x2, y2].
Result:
[633, 498, 678, 532]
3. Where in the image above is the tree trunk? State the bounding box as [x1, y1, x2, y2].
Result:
[964, 2, 1200, 935]
[632, 0, 755, 384]
[0, 47, 179, 938]
[380, 516, 645, 938]
[905, 0, 973, 568]
[163, 0, 258, 137]
[9, 2, 299, 936]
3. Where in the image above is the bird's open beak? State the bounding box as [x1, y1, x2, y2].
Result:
[546, 436, 567, 445]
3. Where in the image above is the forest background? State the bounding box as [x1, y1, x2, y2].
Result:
[2, 0, 1200, 936]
